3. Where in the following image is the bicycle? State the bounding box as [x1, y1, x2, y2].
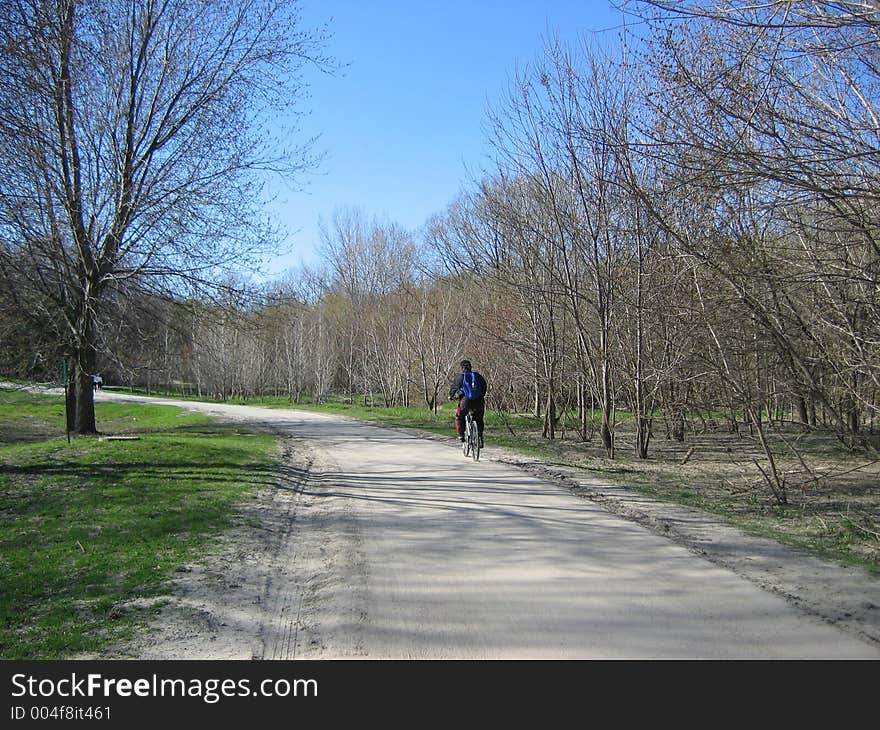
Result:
[462, 409, 480, 461]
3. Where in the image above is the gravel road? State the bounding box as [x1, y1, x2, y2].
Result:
[92, 392, 880, 659]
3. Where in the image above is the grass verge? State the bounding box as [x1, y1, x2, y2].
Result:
[0, 387, 275, 659]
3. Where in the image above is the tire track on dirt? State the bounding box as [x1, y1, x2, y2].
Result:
[86, 430, 362, 659]
[255, 437, 311, 660]
[285, 442, 371, 658]
[254, 433, 370, 659]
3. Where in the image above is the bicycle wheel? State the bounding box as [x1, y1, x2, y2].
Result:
[469, 416, 480, 462]
[462, 414, 471, 457]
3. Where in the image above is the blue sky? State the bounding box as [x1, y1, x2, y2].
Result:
[260, 0, 626, 277]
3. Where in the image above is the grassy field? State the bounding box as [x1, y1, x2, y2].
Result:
[0, 386, 275, 659]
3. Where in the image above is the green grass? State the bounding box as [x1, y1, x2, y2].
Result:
[0, 387, 275, 659]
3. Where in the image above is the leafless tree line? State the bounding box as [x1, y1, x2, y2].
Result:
[432, 0, 880, 498]
[3, 2, 879, 502]
[80, 209, 466, 412]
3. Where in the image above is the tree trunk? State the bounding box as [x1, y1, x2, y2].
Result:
[601, 405, 614, 456]
[73, 359, 97, 434]
[543, 390, 556, 440]
[71, 305, 99, 434]
[672, 410, 685, 441]
[797, 395, 810, 433]
[636, 417, 651, 459]
[848, 401, 860, 435]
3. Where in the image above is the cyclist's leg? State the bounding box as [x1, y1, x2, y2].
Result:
[456, 398, 466, 441]
[475, 399, 485, 445]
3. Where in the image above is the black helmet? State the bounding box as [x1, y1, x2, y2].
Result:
[460, 359, 472, 370]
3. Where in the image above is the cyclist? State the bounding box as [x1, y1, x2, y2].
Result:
[449, 359, 488, 447]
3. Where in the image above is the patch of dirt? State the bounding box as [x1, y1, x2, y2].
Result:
[0, 415, 62, 445]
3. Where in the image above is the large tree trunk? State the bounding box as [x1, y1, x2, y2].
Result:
[74, 361, 97, 434]
[72, 312, 98, 434]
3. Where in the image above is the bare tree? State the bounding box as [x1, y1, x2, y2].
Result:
[0, 0, 329, 432]
[400, 274, 464, 412]
[476, 40, 634, 455]
[623, 0, 880, 447]
[318, 207, 417, 404]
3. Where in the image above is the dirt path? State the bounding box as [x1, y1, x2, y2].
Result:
[92, 393, 880, 659]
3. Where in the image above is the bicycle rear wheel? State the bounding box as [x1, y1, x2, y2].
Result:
[469, 418, 480, 461]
